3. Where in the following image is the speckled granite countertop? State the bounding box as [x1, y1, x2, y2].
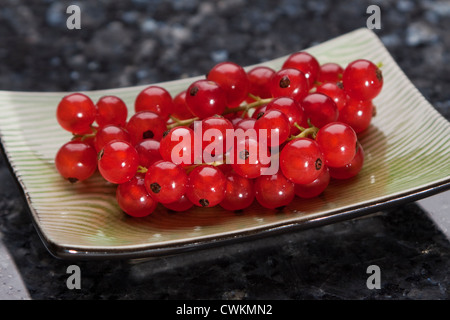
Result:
[0, 0, 449, 300]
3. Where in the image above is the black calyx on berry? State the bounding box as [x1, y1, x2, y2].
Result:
[150, 182, 161, 193]
[199, 199, 209, 207]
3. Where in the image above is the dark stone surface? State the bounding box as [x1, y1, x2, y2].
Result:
[0, 0, 449, 300]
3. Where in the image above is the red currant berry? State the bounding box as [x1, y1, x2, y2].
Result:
[294, 167, 330, 199]
[95, 95, 128, 128]
[220, 171, 255, 211]
[207, 61, 250, 108]
[116, 174, 157, 218]
[269, 68, 309, 102]
[246, 66, 276, 100]
[251, 104, 268, 120]
[93, 125, 130, 153]
[55, 140, 97, 183]
[254, 109, 290, 147]
[125, 111, 166, 145]
[254, 171, 295, 209]
[280, 138, 324, 185]
[234, 118, 256, 131]
[266, 97, 304, 135]
[159, 126, 195, 166]
[186, 165, 226, 207]
[315, 82, 347, 111]
[163, 194, 193, 212]
[282, 51, 320, 88]
[342, 59, 383, 101]
[172, 90, 194, 120]
[301, 93, 339, 128]
[328, 142, 364, 179]
[98, 140, 139, 184]
[134, 85, 174, 120]
[316, 63, 344, 84]
[337, 98, 374, 133]
[185, 80, 227, 119]
[230, 136, 270, 179]
[135, 139, 163, 168]
[315, 122, 357, 168]
[201, 115, 234, 161]
[56, 93, 96, 134]
[144, 160, 188, 204]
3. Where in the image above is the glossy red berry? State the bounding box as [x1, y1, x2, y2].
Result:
[55, 140, 97, 183]
[172, 90, 194, 120]
[294, 167, 330, 198]
[270, 68, 309, 102]
[254, 171, 295, 209]
[207, 61, 250, 108]
[186, 165, 226, 207]
[230, 136, 270, 179]
[315, 122, 357, 168]
[135, 139, 163, 168]
[220, 171, 255, 211]
[185, 80, 227, 119]
[159, 126, 195, 166]
[282, 51, 320, 88]
[144, 160, 188, 204]
[200, 115, 234, 161]
[246, 66, 276, 99]
[301, 93, 339, 128]
[337, 98, 374, 133]
[342, 59, 383, 101]
[254, 109, 290, 147]
[56, 93, 96, 134]
[116, 174, 158, 218]
[163, 194, 194, 212]
[266, 97, 304, 135]
[315, 82, 347, 111]
[328, 142, 364, 179]
[93, 125, 130, 153]
[98, 140, 139, 184]
[95, 95, 128, 128]
[316, 63, 344, 84]
[134, 85, 174, 120]
[280, 138, 324, 185]
[125, 111, 167, 145]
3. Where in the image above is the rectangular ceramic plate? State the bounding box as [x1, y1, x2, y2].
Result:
[1, 28, 449, 260]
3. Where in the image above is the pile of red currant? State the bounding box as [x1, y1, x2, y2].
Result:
[55, 51, 383, 217]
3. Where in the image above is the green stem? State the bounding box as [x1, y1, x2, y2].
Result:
[287, 122, 319, 141]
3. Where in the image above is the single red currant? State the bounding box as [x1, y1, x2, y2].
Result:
[342, 59, 383, 101]
[337, 98, 374, 133]
[294, 167, 330, 198]
[315, 82, 347, 111]
[254, 109, 290, 147]
[134, 85, 174, 120]
[144, 160, 188, 204]
[93, 125, 130, 153]
[172, 90, 194, 120]
[163, 194, 194, 212]
[328, 142, 364, 179]
[186, 165, 226, 207]
[116, 174, 158, 218]
[230, 136, 270, 179]
[220, 171, 255, 211]
[125, 111, 166, 145]
[98, 140, 139, 184]
[56, 93, 96, 134]
[246, 66, 276, 100]
[269, 68, 309, 102]
[55, 140, 97, 183]
[200, 115, 234, 161]
[207, 61, 250, 108]
[266, 96, 304, 135]
[135, 139, 163, 168]
[254, 171, 295, 209]
[316, 63, 344, 84]
[185, 80, 227, 119]
[301, 93, 339, 128]
[159, 126, 195, 166]
[282, 51, 320, 88]
[95, 95, 128, 128]
[280, 138, 324, 185]
[315, 122, 357, 168]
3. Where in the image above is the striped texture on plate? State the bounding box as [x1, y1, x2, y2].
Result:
[0, 28, 449, 258]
